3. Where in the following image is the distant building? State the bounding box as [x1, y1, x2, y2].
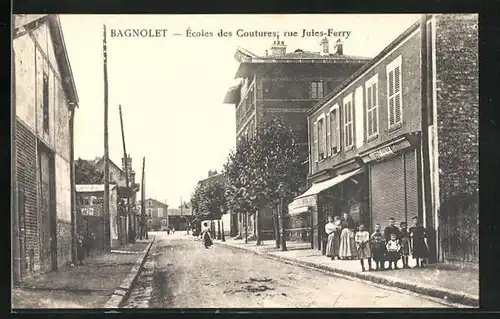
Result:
[140, 198, 169, 231]
[12, 14, 79, 281]
[166, 202, 193, 231]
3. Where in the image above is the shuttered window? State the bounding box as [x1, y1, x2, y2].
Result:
[329, 105, 340, 156]
[311, 81, 324, 99]
[317, 116, 325, 160]
[343, 95, 354, 149]
[313, 122, 318, 163]
[365, 74, 379, 139]
[387, 56, 403, 129]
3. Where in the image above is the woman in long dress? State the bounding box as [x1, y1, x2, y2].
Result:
[409, 216, 428, 267]
[339, 212, 356, 260]
[325, 216, 336, 258]
[201, 222, 213, 249]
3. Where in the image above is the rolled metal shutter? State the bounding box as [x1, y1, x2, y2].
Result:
[404, 150, 419, 222]
[370, 154, 406, 229]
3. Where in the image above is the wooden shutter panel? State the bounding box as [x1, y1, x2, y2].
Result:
[313, 122, 318, 162]
[326, 113, 331, 157]
[373, 83, 378, 134]
[319, 82, 324, 98]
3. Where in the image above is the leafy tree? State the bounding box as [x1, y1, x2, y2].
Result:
[247, 117, 307, 248]
[223, 138, 257, 243]
[75, 158, 104, 184]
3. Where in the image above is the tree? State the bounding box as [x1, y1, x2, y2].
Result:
[224, 138, 257, 244]
[247, 117, 307, 249]
[75, 158, 104, 184]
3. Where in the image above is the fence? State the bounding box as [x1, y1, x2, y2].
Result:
[439, 192, 479, 264]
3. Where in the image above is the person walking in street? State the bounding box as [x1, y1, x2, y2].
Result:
[370, 224, 386, 271]
[201, 222, 213, 249]
[355, 224, 372, 271]
[409, 216, 428, 268]
[386, 233, 401, 270]
[339, 212, 356, 260]
[399, 222, 411, 269]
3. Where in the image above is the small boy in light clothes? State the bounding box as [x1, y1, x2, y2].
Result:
[386, 233, 401, 270]
[355, 224, 373, 272]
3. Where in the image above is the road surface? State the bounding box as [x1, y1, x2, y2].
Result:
[122, 232, 451, 308]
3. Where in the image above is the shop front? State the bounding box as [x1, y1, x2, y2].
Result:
[288, 167, 367, 252]
[360, 134, 422, 231]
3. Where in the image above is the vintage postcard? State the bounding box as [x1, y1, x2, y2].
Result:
[11, 14, 478, 309]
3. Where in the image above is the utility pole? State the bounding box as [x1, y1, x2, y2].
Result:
[119, 105, 132, 243]
[141, 157, 146, 240]
[103, 24, 111, 251]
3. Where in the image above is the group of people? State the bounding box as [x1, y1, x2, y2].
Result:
[325, 213, 428, 272]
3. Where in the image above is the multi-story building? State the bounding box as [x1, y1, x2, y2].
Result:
[12, 14, 79, 282]
[223, 37, 371, 238]
[290, 14, 478, 264]
[141, 198, 169, 231]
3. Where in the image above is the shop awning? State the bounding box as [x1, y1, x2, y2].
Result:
[288, 168, 363, 216]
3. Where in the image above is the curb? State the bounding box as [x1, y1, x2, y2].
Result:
[215, 241, 478, 308]
[103, 236, 156, 308]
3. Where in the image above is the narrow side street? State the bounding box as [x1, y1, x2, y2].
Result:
[122, 232, 450, 308]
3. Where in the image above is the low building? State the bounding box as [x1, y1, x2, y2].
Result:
[290, 14, 478, 264]
[75, 185, 119, 251]
[12, 14, 79, 282]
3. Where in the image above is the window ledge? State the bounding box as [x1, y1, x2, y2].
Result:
[366, 134, 379, 143]
[388, 123, 403, 134]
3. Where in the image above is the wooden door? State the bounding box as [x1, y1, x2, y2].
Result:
[38, 148, 56, 272]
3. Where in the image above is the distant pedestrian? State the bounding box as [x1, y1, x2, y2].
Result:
[77, 235, 85, 265]
[385, 233, 401, 270]
[339, 212, 356, 260]
[409, 216, 428, 268]
[355, 224, 372, 272]
[370, 224, 386, 271]
[399, 222, 411, 269]
[201, 222, 213, 249]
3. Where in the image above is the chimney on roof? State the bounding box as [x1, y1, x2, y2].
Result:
[334, 39, 343, 56]
[320, 37, 329, 56]
[270, 36, 286, 56]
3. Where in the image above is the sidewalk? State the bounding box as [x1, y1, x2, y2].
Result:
[12, 239, 153, 309]
[215, 238, 479, 307]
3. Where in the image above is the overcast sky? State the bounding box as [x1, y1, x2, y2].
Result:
[60, 14, 420, 207]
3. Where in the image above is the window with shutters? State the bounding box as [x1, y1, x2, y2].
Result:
[328, 104, 340, 156]
[365, 74, 379, 139]
[43, 71, 49, 133]
[313, 121, 319, 163]
[343, 94, 354, 149]
[386, 55, 403, 129]
[310, 81, 324, 99]
[317, 115, 326, 160]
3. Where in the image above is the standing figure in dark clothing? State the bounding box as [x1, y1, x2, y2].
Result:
[339, 212, 356, 260]
[399, 222, 411, 268]
[383, 217, 400, 269]
[370, 224, 386, 271]
[409, 216, 428, 268]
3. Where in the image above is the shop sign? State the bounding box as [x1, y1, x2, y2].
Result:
[364, 138, 412, 163]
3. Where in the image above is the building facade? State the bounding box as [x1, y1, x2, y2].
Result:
[223, 37, 371, 238]
[141, 198, 169, 231]
[290, 14, 478, 264]
[76, 185, 119, 250]
[12, 14, 79, 281]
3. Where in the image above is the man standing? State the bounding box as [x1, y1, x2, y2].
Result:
[383, 217, 400, 269]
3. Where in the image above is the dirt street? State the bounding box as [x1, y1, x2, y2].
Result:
[122, 232, 450, 308]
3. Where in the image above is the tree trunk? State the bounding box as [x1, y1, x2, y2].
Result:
[221, 218, 226, 242]
[244, 212, 248, 244]
[256, 210, 262, 246]
[279, 198, 287, 251]
[217, 220, 221, 240]
[273, 205, 280, 249]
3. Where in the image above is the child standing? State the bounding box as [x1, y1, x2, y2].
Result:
[386, 233, 401, 270]
[370, 224, 386, 271]
[355, 224, 373, 272]
[399, 222, 411, 269]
